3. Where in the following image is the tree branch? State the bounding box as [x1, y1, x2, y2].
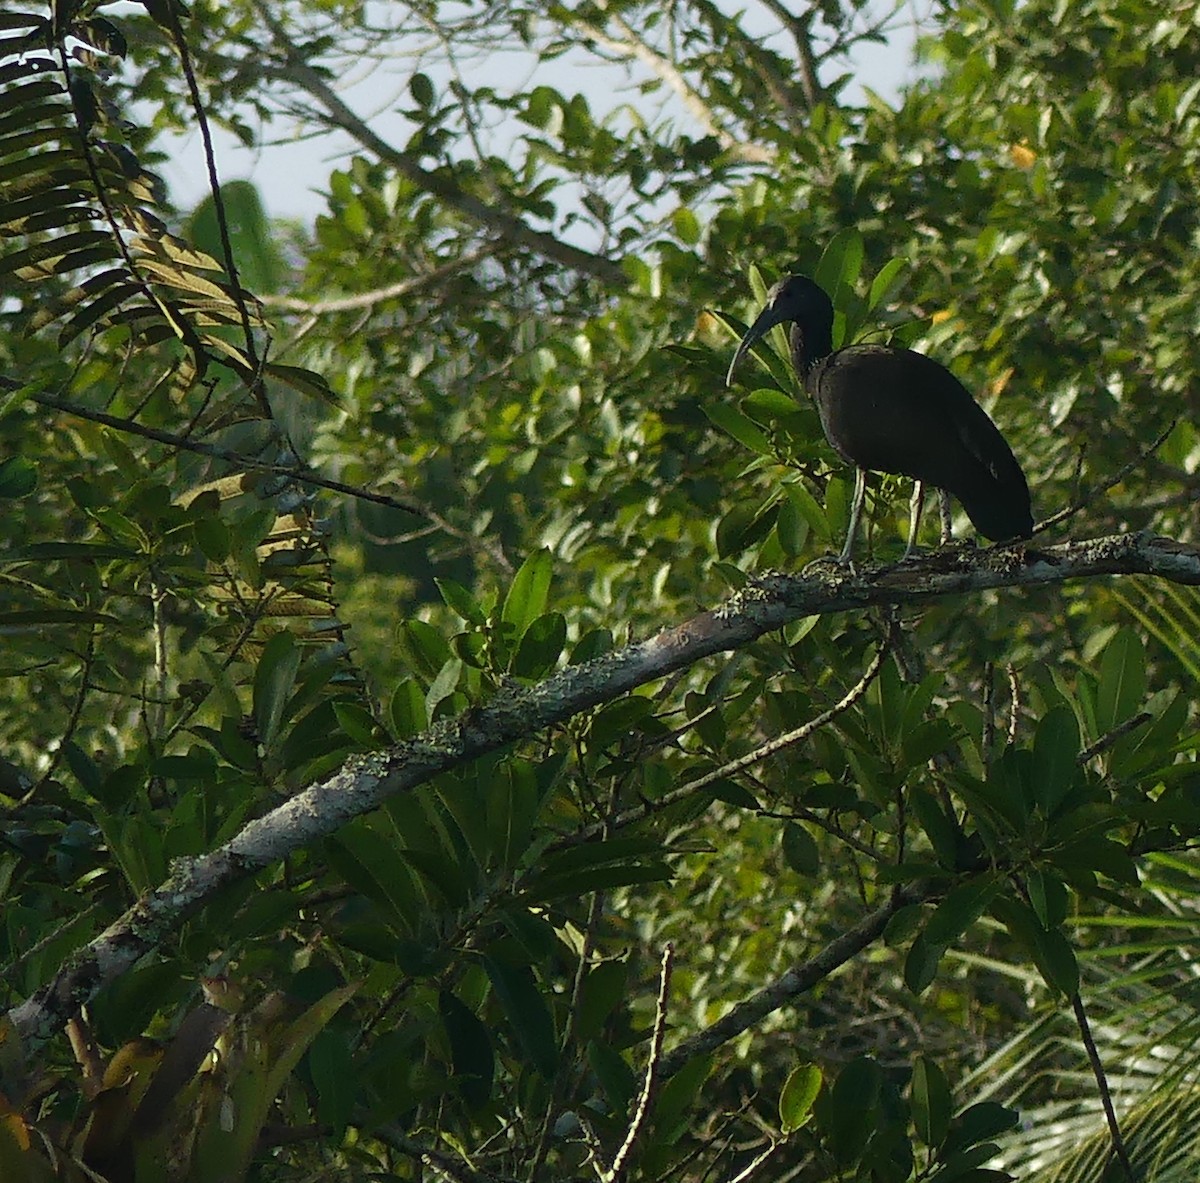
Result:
[248, 3, 626, 288]
[655, 881, 935, 1080]
[9, 531, 1200, 1050]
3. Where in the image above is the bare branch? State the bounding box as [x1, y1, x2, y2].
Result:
[605, 944, 674, 1182]
[261, 244, 500, 314]
[656, 881, 934, 1079]
[565, 8, 773, 163]
[1070, 992, 1135, 1182]
[248, 3, 626, 288]
[27, 388, 512, 573]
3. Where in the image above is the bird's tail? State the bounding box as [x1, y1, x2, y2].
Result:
[955, 466, 1033, 541]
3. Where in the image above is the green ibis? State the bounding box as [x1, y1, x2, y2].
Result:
[726, 274, 1032, 563]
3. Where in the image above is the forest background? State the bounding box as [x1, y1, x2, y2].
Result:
[4, 1, 1200, 1180]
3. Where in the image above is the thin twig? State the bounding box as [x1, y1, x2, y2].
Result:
[28, 389, 511, 571]
[656, 883, 934, 1080]
[158, 1, 265, 412]
[605, 944, 674, 1183]
[1070, 992, 1135, 1183]
[1078, 712, 1152, 764]
[726, 1140, 783, 1183]
[550, 627, 892, 853]
[261, 245, 499, 313]
[249, 1, 625, 287]
[1005, 664, 1020, 748]
[1035, 418, 1177, 534]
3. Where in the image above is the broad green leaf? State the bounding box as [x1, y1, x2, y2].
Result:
[868, 256, 908, 311]
[436, 577, 486, 625]
[510, 610, 566, 678]
[904, 930, 945, 994]
[923, 875, 1001, 946]
[0, 457, 36, 498]
[1095, 627, 1146, 733]
[483, 957, 558, 1080]
[1030, 705, 1080, 815]
[944, 1102, 1019, 1153]
[815, 228, 865, 312]
[828, 1056, 882, 1164]
[439, 991, 494, 1109]
[252, 632, 302, 751]
[576, 961, 629, 1042]
[410, 71, 435, 108]
[652, 1054, 712, 1144]
[909, 788, 960, 868]
[780, 1063, 822, 1133]
[308, 1029, 355, 1137]
[1030, 924, 1079, 997]
[389, 677, 428, 739]
[781, 822, 820, 875]
[501, 548, 553, 640]
[911, 1055, 951, 1148]
[703, 401, 772, 455]
[1026, 867, 1068, 929]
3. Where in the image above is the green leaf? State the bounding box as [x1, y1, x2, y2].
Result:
[1031, 924, 1079, 997]
[308, 1029, 355, 1137]
[576, 961, 629, 1042]
[1026, 867, 1068, 929]
[716, 498, 776, 558]
[703, 401, 772, 455]
[867, 257, 908, 311]
[780, 1063, 822, 1133]
[652, 1054, 712, 1144]
[410, 71, 435, 108]
[1031, 705, 1080, 815]
[911, 1054, 951, 1148]
[398, 619, 452, 682]
[923, 875, 1001, 946]
[483, 957, 558, 1080]
[439, 991, 494, 1109]
[815, 228, 865, 311]
[944, 1102, 1019, 1153]
[781, 822, 820, 875]
[501, 548, 553, 640]
[389, 677, 428, 739]
[436, 577, 486, 625]
[1095, 627, 1146, 733]
[909, 788, 960, 868]
[673, 206, 701, 245]
[0, 457, 36, 498]
[828, 1056, 882, 1164]
[253, 631, 301, 751]
[510, 611, 566, 679]
[904, 930, 945, 994]
[742, 387, 804, 424]
[588, 1040, 636, 1114]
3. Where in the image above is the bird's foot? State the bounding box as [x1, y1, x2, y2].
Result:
[802, 553, 858, 578]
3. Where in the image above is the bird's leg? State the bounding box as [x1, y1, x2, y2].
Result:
[904, 481, 925, 559]
[938, 490, 953, 545]
[839, 467, 867, 566]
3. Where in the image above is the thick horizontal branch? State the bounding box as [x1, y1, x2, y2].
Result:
[8, 531, 1198, 1049]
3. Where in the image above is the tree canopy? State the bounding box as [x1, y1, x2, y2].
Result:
[4, 1, 1200, 1180]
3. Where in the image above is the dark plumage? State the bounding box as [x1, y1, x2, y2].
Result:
[726, 274, 1033, 563]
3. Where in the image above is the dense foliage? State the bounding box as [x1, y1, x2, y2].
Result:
[4, 1, 1200, 1180]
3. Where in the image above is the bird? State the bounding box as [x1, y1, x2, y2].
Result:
[726, 274, 1032, 564]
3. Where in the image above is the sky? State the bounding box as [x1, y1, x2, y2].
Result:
[155, 4, 929, 225]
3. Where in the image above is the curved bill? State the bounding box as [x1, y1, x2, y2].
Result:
[725, 300, 788, 388]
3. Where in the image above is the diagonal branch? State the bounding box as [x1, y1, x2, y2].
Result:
[9, 532, 1200, 1050]
[248, 3, 626, 288]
